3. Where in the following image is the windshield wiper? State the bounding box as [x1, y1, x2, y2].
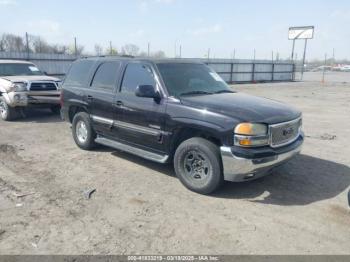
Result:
[179, 91, 214, 96]
[214, 90, 235, 94]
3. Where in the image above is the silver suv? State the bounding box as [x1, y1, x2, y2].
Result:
[0, 60, 61, 121]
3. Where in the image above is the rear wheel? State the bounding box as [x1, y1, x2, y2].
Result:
[72, 112, 96, 150]
[174, 137, 223, 194]
[0, 97, 18, 121]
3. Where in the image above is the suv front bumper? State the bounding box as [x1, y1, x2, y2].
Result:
[220, 135, 303, 182]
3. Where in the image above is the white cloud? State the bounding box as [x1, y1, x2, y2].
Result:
[0, 0, 17, 6]
[187, 24, 223, 36]
[138, 1, 149, 12]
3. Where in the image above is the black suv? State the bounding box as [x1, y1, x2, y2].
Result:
[61, 57, 303, 194]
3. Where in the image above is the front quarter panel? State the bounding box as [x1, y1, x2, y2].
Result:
[164, 98, 239, 148]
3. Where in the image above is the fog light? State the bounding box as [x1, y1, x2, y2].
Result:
[244, 173, 256, 180]
[14, 94, 20, 101]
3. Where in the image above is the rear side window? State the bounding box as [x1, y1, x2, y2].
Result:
[64, 60, 94, 87]
[91, 62, 120, 91]
[121, 63, 156, 94]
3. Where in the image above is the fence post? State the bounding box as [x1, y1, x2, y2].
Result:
[252, 62, 255, 82]
[230, 63, 233, 83]
[271, 63, 274, 81]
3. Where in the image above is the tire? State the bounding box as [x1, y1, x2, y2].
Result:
[174, 137, 223, 194]
[72, 112, 96, 150]
[50, 105, 61, 115]
[0, 97, 18, 121]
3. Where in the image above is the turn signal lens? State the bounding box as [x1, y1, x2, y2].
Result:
[238, 139, 252, 146]
[234, 135, 269, 147]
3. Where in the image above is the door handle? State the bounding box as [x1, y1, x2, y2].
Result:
[86, 95, 94, 101]
[114, 100, 123, 107]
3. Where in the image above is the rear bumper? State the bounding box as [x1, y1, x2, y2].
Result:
[220, 135, 303, 182]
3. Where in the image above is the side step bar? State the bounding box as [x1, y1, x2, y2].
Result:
[95, 136, 169, 164]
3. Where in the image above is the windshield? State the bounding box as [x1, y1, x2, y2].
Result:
[157, 63, 232, 98]
[0, 63, 44, 76]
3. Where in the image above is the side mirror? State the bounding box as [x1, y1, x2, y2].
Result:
[135, 85, 160, 100]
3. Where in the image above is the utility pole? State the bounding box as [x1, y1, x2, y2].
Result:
[147, 42, 150, 57]
[179, 45, 182, 58]
[253, 49, 256, 61]
[332, 48, 335, 65]
[272, 51, 274, 62]
[109, 41, 112, 55]
[174, 40, 177, 58]
[74, 37, 77, 57]
[25, 32, 29, 60]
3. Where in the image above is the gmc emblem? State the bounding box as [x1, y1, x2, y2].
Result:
[282, 127, 294, 136]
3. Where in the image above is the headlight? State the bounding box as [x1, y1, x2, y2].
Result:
[55, 81, 62, 89]
[234, 123, 267, 136]
[234, 123, 269, 147]
[12, 82, 28, 92]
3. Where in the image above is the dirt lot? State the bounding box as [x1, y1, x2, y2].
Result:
[0, 72, 349, 254]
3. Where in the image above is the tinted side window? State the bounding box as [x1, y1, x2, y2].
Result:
[121, 63, 155, 94]
[64, 60, 95, 87]
[91, 62, 120, 90]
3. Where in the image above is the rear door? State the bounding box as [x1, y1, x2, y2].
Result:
[114, 62, 167, 153]
[87, 61, 121, 138]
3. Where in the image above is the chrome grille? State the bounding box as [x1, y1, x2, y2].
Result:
[270, 118, 302, 147]
[30, 82, 57, 91]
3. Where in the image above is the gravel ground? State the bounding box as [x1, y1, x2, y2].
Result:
[0, 73, 349, 254]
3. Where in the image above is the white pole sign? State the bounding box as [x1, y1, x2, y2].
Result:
[288, 26, 314, 40]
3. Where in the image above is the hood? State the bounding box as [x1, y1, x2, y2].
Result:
[2, 75, 60, 83]
[180, 92, 301, 124]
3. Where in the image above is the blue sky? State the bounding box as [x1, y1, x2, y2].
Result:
[1, 0, 349, 60]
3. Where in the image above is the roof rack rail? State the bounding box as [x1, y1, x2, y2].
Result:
[80, 55, 135, 59]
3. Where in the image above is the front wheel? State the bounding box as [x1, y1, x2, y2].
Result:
[174, 137, 223, 194]
[72, 112, 96, 150]
[0, 97, 18, 121]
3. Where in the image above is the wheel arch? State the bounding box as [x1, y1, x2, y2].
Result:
[68, 104, 89, 123]
[169, 124, 223, 159]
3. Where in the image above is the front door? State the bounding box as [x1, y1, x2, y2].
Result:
[87, 61, 121, 138]
[114, 62, 167, 154]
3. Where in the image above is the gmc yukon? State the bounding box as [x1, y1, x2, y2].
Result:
[61, 57, 304, 194]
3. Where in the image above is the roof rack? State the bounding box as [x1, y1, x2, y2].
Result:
[80, 55, 135, 59]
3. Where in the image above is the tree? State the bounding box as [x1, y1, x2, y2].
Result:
[139, 51, 148, 57]
[152, 50, 166, 58]
[94, 44, 103, 56]
[68, 44, 85, 56]
[121, 44, 140, 56]
[0, 33, 26, 52]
